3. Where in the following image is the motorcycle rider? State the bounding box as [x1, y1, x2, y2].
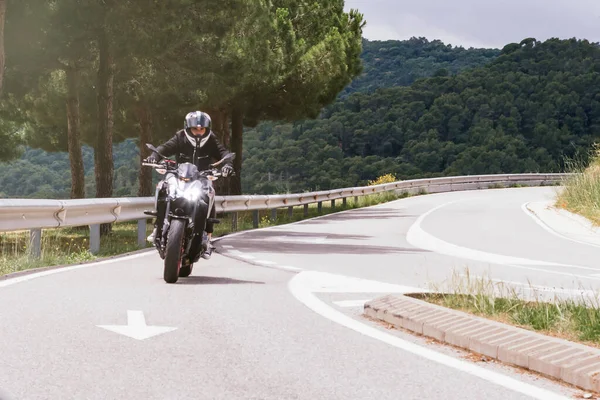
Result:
[144, 110, 234, 260]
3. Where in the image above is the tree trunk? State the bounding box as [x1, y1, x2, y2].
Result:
[207, 108, 230, 146]
[136, 103, 153, 197]
[208, 108, 231, 195]
[221, 109, 230, 147]
[230, 106, 244, 195]
[96, 28, 114, 234]
[0, 0, 5, 95]
[65, 64, 85, 199]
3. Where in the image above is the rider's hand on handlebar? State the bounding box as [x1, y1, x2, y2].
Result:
[221, 165, 233, 177]
[143, 153, 161, 164]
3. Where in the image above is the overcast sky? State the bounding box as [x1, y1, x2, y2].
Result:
[344, 0, 600, 49]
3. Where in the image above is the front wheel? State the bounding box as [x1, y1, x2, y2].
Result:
[164, 218, 186, 283]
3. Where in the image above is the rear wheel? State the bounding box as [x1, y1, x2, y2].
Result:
[164, 219, 186, 283]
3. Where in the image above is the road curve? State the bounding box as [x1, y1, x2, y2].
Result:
[0, 186, 594, 399]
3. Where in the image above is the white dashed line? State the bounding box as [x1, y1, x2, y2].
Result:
[222, 245, 234, 249]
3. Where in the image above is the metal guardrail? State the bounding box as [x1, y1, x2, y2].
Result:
[0, 173, 572, 257]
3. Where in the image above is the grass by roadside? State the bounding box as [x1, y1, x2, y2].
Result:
[0, 190, 412, 277]
[0, 222, 155, 277]
[556, 145, 600, 225]
[414, 270, 600, 348]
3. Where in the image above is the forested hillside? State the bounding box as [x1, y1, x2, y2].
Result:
[5, 37, 600, 197]
[0, 37, 501, 198]
[0, 140, 141, 198]
[341, 37, 500, 95]
[241, 37, 600, 193]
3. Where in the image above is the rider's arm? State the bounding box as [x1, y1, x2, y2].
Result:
[155, 134, 179, 159]
[209, 134, 232, 166]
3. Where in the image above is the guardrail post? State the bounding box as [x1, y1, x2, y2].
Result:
[271, 208, 277, 222]
[287, 206, 293, 218]
[331, 199, 335, 209]
[29, 229, 42, 259]
[90, 224, 100, 254]
[343, 198, 347, 207]
[231, 212, 238, 232]
[137, 219, 147, 248]
[318, 201, 322, 213]
[253, 210, 259, 228]
[354, 196, 358, 204]
[304, 204, 308, 217]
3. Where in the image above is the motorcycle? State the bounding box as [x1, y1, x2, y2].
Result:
[141, 143, 235, 283]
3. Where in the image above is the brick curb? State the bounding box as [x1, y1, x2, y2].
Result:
[364, 294, 600, 393]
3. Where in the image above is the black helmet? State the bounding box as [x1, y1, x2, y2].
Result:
[184, 111, 211, 130]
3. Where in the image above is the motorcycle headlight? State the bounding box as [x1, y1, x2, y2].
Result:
[181, 186, 202, 202]
[167, 176, 179, 198]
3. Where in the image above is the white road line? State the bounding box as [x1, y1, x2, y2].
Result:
[221, 245, 234, 249]
[275, 266, 304, 273]
[238, 254, 256, 260]
[505, 264, 600, 282]
[521, 202, 600, 249]
[256, 260, 277, 265]
[0, 250, 156, 289]
[288, 271, 571, 400]
[406, 199, 600, 272]
[333, 299, 372, 308]
[278, 266, 303, 271]
[458, 274, 599, 297]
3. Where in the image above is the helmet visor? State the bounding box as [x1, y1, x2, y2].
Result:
[186, 114, 210, 128]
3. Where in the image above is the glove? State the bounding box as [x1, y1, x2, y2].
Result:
[144, 152, 161, 164]
[221, 164, 233, 177]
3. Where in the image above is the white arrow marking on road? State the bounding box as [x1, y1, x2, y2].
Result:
[97, 310, 177, 340]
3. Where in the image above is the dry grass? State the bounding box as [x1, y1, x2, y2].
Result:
[416, 270, 600, 348]
[556, 145, 600, 225]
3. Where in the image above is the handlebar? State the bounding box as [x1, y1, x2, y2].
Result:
[141, 161, 235, 177]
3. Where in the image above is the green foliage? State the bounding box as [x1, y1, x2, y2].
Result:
[4, 37, 600, 198]
[241, 37, 600, 193]
[241, 0, 365, 123]
[368, 173, 397, 186]
[342, 37, 500, 96]
[0, 139, 149, 198]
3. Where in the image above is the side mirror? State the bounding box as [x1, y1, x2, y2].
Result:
[145, 143, 168, 159]
[146, 143, 159, 153]
[211, 152, 236, 167]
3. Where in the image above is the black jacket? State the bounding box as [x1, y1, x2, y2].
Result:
[155, 129, 232, 172]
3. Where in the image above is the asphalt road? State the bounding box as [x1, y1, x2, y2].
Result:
[0, 186, 596, 399]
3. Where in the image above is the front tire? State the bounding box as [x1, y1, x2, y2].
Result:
[164, 219, 186, 283]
